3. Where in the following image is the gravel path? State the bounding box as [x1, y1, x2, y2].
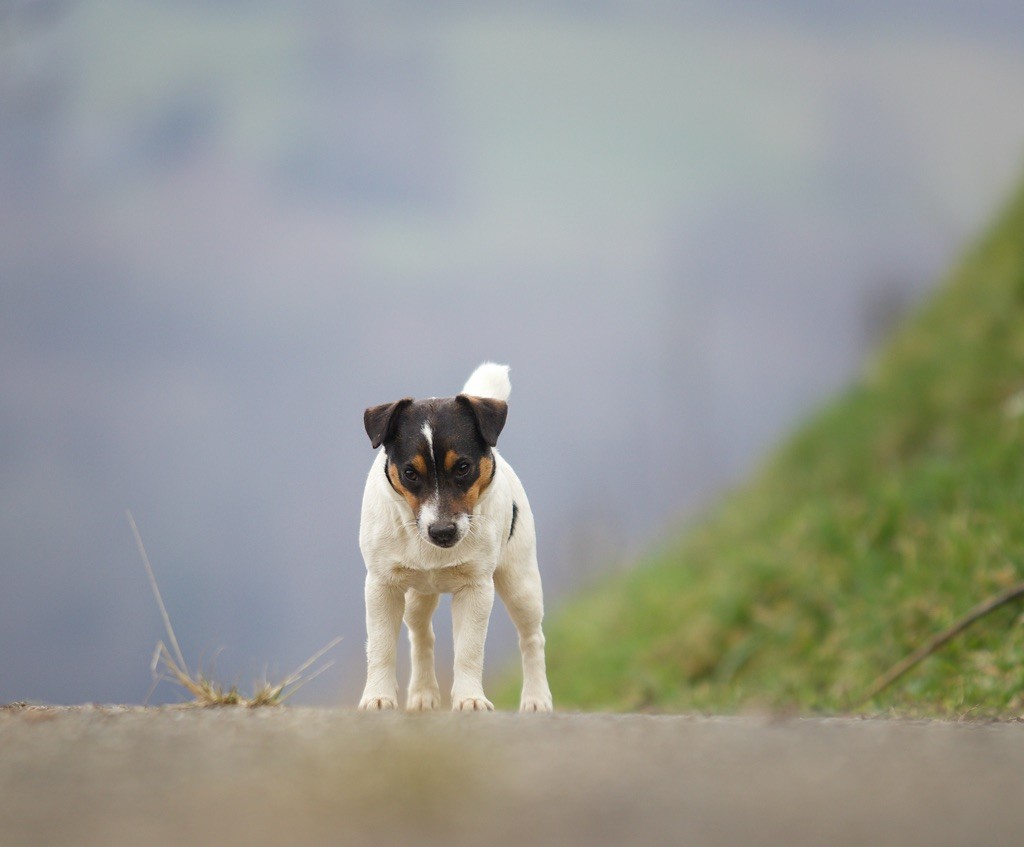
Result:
[2, 705, 1022, 847]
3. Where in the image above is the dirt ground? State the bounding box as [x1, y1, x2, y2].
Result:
[2, 705, 1022, 847]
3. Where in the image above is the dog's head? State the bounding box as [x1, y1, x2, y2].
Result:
[364, 394, 507, 549]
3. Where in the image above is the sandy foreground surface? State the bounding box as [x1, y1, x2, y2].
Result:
[1, 705, 1022, 847]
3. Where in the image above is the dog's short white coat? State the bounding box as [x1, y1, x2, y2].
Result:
[358, 363, 553, 712]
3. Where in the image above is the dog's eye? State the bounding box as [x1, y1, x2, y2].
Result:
[403, 467, 419, 483]
[454, 461, 472, 477]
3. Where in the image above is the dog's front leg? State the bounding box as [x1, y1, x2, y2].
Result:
[359, 573, 405, 710]
[450, 579, 495, 711]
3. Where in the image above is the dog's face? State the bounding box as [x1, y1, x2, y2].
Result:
[364, 394, 507, 549]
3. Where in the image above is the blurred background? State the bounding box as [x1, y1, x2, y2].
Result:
[2, 0, 1024, 705]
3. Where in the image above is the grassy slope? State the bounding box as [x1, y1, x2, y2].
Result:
[530, 179, 1024, 716]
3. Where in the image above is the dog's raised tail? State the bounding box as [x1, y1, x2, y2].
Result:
[462, 362, 511, 402]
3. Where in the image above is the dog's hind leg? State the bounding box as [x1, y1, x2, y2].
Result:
[494, 559, 553, 713]
[404, 589, 442, 710]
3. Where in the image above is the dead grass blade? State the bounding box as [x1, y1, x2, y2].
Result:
[128, 509, 340, 707]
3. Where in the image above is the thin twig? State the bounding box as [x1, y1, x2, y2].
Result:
[859, 579, 1024, 705]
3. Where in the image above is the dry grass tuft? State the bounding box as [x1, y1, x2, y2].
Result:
[128, 510, 340, 707]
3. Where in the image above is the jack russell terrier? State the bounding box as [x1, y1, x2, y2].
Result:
[358, 363, 553, 712]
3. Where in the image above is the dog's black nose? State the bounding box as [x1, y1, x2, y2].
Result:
[428, 522, 459, 546]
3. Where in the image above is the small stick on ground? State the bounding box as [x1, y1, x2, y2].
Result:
[859, 579, 1024, 705]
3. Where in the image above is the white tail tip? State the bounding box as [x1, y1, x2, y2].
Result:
[462, 362, 511, 402]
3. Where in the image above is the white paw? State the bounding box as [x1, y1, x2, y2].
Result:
[359, 694, 398, 710]
[453, 696, 494, 712]
[520, 694, 553, 713]
[520, 696, 552, 716]
[406, 688, 441, 711]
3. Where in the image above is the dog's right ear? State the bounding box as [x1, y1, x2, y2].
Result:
[364, 398, 413, 449]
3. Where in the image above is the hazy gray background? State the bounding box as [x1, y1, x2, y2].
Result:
[3, 0, 1023, 705]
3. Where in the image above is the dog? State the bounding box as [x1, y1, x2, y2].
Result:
[358, 362, 553, 712]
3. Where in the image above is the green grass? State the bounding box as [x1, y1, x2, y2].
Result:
[518, 175, 1024, 717]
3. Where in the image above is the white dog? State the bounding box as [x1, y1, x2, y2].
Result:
[358, 363, 553, 712]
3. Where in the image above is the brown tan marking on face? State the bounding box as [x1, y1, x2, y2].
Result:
[444, 450, 459, 472]
[411, 454, 428, 475]
[387, 462, 421, 514]
[451, 454, 494, 514]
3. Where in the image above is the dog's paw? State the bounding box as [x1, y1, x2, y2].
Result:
[453, 696, 494, 712]
[406, 688, 442, 711]
[520, 694, 553, 713]
[359, 694, 398, 711]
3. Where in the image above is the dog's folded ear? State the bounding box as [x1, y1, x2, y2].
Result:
[364, 398, 413, 449]
[457, 394, 508, 447]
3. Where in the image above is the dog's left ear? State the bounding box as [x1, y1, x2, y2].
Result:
[364, 398, 413, 449]
[457, 394, 508, 447]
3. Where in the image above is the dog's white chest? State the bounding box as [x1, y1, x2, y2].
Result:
[389, 562, 486, 594]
